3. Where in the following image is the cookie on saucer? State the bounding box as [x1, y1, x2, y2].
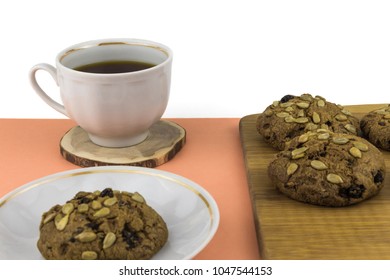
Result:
[37, 188, 168, 259]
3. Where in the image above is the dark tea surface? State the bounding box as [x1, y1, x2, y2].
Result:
[74, 60, 156, 74]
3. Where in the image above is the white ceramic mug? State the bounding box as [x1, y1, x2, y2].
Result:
[29, 38, 172, 147]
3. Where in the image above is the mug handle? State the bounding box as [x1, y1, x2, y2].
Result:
[29, 63, 69, 117]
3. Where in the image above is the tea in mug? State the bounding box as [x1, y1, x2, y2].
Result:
[74, 60, 156, 74]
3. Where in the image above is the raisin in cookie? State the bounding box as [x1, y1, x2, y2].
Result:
[256, 94, 361, 150]
[268, 130, 386, 206]
[360, 104, 390, 151]
[37, 188, 168, 260]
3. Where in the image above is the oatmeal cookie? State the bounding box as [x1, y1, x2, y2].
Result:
[37, 188, 168, 259]
[360, 104, 390, 151]
[256, 94, 361, 150]
[268, 129, 386, 206]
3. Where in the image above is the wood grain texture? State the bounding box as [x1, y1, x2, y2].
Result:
[240, 104, 390, 259]
[60, 120, 185, 168]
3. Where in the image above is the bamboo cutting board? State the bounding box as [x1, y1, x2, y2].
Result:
[239, 104, 390, 259]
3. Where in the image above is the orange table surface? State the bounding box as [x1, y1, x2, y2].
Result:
[0, 118, 260, 260]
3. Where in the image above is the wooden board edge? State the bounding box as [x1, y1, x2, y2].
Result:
[239, 114, 270, 259]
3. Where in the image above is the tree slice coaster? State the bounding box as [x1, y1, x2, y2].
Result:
[60, 120, 186, 168]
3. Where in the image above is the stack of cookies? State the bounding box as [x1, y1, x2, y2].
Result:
[257, 93, 387, 207]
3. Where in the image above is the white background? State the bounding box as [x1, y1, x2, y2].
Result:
[1, 0, 389, 118]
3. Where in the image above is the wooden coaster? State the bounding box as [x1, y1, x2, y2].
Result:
[60, 120, 186, 168]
